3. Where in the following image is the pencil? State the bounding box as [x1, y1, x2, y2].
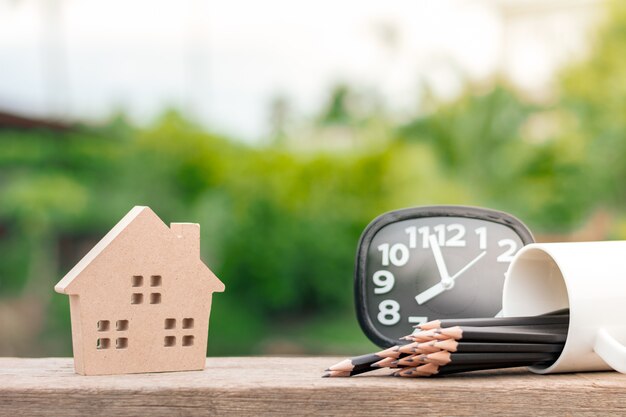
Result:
[398, 362, 538, 377]
[437, 361, 548, 376]
[410, 326, 567, 344]
[322, 370, 351, 378]
[326, 345, 405, 372]
[424, 350, 559, 366]
[417, 314, 569, 330]
[322, 366, 381, 377]
[327, 353, 385, 372]
[430, 340, 565, 353]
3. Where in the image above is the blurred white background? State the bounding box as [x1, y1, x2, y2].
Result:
[0, 0, 601, 141]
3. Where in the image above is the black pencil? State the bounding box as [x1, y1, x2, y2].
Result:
[322, 365, 382, 377]
[418, 314, 569, 330]
[424, 351, 559, 366]
[437, 361, 552, 376]
[397, 362, 534, 377]
[430, 340, 564, 353]
[411, 325, 567, 344]
[326, 346, 404, 372]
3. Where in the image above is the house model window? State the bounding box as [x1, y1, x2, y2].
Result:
[163, 318, 195, 348]
[131, 275, 162, 305]
[96, 318, 130, 350]
[54, 206, 225, 376]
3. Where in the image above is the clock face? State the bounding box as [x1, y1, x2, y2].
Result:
[355, 207, 534, 347]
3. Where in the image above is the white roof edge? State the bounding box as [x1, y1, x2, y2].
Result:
[54, 206, 150, 294]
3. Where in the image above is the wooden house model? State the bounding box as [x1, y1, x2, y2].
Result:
[54, 206, 225, 375]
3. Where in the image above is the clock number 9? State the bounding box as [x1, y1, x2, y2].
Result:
[372, 270, 394, 294]
[377, 299, 400, 326]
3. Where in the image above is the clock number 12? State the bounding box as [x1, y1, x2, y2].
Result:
[405, 224, 466, 248]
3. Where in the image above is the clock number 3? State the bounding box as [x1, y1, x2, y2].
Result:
[377, 300, 400, 326]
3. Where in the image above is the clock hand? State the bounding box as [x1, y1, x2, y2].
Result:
[448, 250, 487, 281]
[415, 236, 452, 305]
[415, 282, 445, 305]
[428, 235, 452, 285]
[415, 250, 487, 305]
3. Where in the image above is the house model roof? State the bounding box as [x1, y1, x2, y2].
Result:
[55, 206, 224, 295]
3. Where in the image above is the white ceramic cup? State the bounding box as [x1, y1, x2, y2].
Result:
[503, 241, 626, 374]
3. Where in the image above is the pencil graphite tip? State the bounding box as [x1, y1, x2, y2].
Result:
[398, 367, 418, 377]
[401, 354, 428, 365]
[415, 363, 440, 375]
[434, 339, 458, 352]
[432, 329, 453, 340]
[417, 354, 430, 363]
[397, 367, 430, 378]
[396, 356, 415, 366]
[322, 372, 330, 378]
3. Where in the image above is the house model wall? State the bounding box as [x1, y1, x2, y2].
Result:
[54, 206, 225, 376]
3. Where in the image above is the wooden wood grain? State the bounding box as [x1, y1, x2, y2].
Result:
[1, 357, 625, 416]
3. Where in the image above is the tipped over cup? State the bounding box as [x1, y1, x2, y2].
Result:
[503, 241, 626, 374]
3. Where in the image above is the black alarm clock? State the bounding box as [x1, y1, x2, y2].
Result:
[354, 205, 534, 347]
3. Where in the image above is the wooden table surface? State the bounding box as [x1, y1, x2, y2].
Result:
[1, 357, 625, 416]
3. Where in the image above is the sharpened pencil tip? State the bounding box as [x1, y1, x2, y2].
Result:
[322, 373, 330, 378]
[417, 319, 441, 330]
[416, 363, 439, 375]
[328, 358, 352, 372]
[426, 350, 451, 365]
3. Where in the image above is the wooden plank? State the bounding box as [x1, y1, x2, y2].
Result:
[0, 357, 625, 416]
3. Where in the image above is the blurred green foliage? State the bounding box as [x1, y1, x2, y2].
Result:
[2, 2, 626, 356]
